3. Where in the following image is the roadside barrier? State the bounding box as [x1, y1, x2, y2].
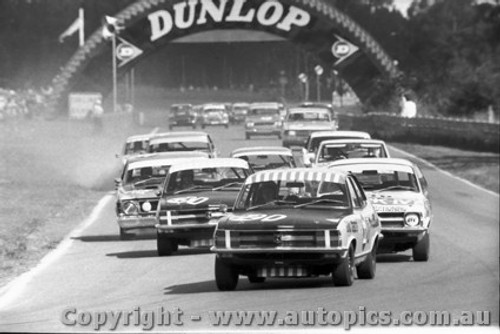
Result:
[338, 113, 500, 152]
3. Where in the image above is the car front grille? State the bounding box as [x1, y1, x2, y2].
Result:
[230, 230, 340, 248]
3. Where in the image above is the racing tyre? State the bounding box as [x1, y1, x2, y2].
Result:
[333, 244, 355, 286]
[215, 257, 238, 291]
[157, 233, 177, 256]
[245, 133, 251, 140]
[201, 125, 206, 129]
[119, 228, 132, 240]
[169, 125, 173, 130]
[192, 124, 197, 129]
[277, 133, 282, 140]
[412, 233, 430, 262]
[225, 124, 229, 129]
[248, 275, 266, 284]
[357, 240, 377, 279]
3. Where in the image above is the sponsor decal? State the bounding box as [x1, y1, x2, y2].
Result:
[166, 196, 209, 205]
[148, 0, 311, 42]
[370, 196, 415, 206]
[373, 205, 408, 213]
[229, 213, 287, 222]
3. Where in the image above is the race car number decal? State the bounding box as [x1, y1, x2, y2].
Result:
[229, 214, 287, 222]
[166, 196, 209, 205]
[370, 197, 414, 206]
[373, 205, 407, 213]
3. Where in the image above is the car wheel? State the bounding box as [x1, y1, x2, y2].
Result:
[413, 232, 430, 262]
[192, 124, 197, 129]
[332, 244, 355, 286]
[119, 227, 132, 240]
[225, 124, 229, 129]
[357, 240, 377, 279]
[201, 125, 205, 129]
[248, 274, 266, 284]
[169, 125, 173, 130]
[245, 134, 251, 140]
[215, 256, 238, 291]
[157, 233, 177, 256]
[278, 133, 282, 139]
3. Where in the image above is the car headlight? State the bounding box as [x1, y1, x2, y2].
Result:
[122, 201, 139, 215]
[214, 229, 227, 248]
[275, 121, 282, 127]
[142, 201, 152, 212]
[246, 122, 254, 127]
[288, 130, 296, 136]
[404, 213, 420, 227]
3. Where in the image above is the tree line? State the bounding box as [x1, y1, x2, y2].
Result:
[0, 0, 498, 116]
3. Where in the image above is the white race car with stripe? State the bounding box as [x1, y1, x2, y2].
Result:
[329, 158, 432, 261]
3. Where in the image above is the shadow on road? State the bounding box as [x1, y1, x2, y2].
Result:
[106, 247, 211, 259]
[163, 277, 333, 295]
[72, 234, 155, 242]
[376, 254, 412, 263]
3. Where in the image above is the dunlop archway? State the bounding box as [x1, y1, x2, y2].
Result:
[49, 0, 399, 112]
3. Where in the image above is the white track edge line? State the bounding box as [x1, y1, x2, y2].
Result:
[389, 145, 499, 198]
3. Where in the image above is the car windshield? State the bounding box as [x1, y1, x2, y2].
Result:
[148, 141, 210, 153]
[165, 167, 248, 194]
[352, 169, 419, 192]
[174, 110, 191, 116]
[124, 140, 148, 155]
[308, 136, 366, 152]
[233, 107, 248, 114]
[249, 108, 278, 116]
[206, 110, 224, 117]
[239, 154, 294, 172]
[317, 143, 387, 163]
[235, 180, 350, 210]
[123, 165, 170, 189]
[288, 111, 330, 122]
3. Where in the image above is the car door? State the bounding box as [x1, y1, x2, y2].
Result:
[347, 176, 376, 254]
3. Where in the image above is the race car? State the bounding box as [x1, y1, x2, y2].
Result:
[302, 130, 372, 166]
[298, 102, 339, 130]
[199, 103, 229, 129]
[155, 158, 251, 256]
[311, 139, 390, 168]
[281, 107, 337, 148]
[115, 151, 209, 239]
[116, 133, 153, 165]
[329, 158, 431, 261]
[245, 102, 282, 139]
[148, 131, 218, 158]
[230, 146, 296, 172]
[168, 104, 197, 129]
[212, 168, 382, 291]
[230, 102, 249, 124]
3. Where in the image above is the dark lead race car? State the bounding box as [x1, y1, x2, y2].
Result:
[155, 158, 251, 256]
[212, 168, 382, 290]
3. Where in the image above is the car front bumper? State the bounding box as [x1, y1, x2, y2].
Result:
[118, 216, 157, 230]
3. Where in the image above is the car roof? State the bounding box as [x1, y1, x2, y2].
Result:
[149, 135, 210, 144]
[125, 151, 209, 165]
[230, 146, 293, 157]
[125, 134, 153, 142]
[318, 139, 387, 147]
[202, 103, 226, 109]
[328, 158, 416, 172]
[233, 102, 250, 107]
[168, 158, 250, 173]
[153, 131, 208, 138]
[127, 156, 208, 170]
[249, 102, 281, 109]
[245, 168, 348, 185]
[309, 131, 371, 139]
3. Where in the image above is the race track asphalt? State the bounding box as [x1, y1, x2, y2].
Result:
[0, 125, 498, 332]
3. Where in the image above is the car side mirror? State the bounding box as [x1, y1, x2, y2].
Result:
[115, 153, 120, 159]
[114, 178, 122, 186]
[155, 190, 162, 197]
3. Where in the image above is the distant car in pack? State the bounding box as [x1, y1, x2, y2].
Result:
[115, 152, 209, 239]
[230, 102, 250, 124]
[329, 158, 432, 261]
[116, 133, 153, 164]
[302, 131, 372, 166]
[168, 104, 197, 130]
[281, 107, 337, 148]
[147, 131, 218, 158]
[230, 146, 296, 172]
[155, 158, 251, 256]
[200, 103, 229, 129]
[311, 139, 390, 168]
[298, 102, 338, 129]
[245, 102, 282, 139]
[212, 168, 382, 291]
